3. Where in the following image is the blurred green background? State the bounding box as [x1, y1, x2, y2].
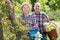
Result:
[0, 0, 60, 40]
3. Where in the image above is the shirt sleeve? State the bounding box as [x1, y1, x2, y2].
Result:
[42, 13, 50, 22]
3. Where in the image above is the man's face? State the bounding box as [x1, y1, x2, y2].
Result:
[34, 4, 40, 12]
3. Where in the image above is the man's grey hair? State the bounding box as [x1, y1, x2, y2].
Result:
[34, 2, 41, 8]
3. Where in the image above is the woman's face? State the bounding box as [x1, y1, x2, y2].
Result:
[22, 5, 30, 14]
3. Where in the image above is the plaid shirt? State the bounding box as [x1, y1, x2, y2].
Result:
[30, 12, 50, 33]
[20, 14, 39, 30]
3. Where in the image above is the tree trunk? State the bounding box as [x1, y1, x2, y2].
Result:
[31, 0, 37, 12]
[0, 12, 4, 40]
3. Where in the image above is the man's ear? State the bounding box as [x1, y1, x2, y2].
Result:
[34, 6, 35, 10]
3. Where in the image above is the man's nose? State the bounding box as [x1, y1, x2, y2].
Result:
[36, 6, 39, 8]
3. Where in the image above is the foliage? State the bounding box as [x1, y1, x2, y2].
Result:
[0, 0, 60, 40]
[49, 0, 60, 10]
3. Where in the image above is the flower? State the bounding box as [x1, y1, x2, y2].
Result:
[43, 22, 49, 28]
[43, 21, 57, 32]
[34, 31, 42, 40]
[31, 31, 42, 40]
[6, 16, 11, 20]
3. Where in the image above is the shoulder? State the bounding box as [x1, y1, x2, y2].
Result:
[40, 12, 46, 15]
[28, 12, 35, 15]
[40, 12, 48, 17]
[28, 12, 36, 17]
[28, 12, 36, 20]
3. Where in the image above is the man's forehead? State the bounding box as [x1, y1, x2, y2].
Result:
[35, 4, 40, 6]
[34, 3, 41, 7]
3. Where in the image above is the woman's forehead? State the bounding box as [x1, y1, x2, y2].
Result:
[23, 5, 29, 7]
[22, 5, 30, 9]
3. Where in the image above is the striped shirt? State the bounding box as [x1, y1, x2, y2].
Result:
[19, 14, 39, 30]
[30, 12, 50, 33]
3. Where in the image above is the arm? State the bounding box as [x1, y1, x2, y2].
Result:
[42, 13, 50, 22]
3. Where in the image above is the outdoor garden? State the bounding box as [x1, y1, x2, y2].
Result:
[0, 0, 60, 40]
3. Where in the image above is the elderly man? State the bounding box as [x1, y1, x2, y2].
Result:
[30, 2, 50, 40]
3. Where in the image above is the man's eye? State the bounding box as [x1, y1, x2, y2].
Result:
[36, 6, 39, 7]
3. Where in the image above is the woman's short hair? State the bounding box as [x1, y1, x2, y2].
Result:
[21, 2, 30, 11]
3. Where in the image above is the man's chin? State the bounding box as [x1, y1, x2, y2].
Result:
[35, 11, 40, 12]
[25, 12, 29, 14]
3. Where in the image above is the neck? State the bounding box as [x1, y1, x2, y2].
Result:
[35, 11, 40, 15]
[23, 13, 28, 17]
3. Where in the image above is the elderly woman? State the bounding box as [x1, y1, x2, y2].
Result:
[19, 2, 42, 40]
